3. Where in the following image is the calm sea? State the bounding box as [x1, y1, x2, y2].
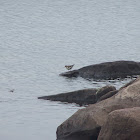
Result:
[0, 0, 139, 139]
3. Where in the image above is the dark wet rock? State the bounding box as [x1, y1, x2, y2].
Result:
[56, 77, 140, 140]
[60, 61, 140, 80]
[38, 88, 97, 106]
[96, 86, 116, 101]
[38, 86, 117, 105]
[60, 70, 79, 78]
[98, 107, 140, 140]
[97, 90, 118, 102]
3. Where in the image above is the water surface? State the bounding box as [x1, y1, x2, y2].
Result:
[0, 0, 140, 139]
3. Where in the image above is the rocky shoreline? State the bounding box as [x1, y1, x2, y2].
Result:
[38, 61, 140, 140]
[38, 86, 117, 106]
[56, 77, 140, 140]
[60, 60, 140, 80]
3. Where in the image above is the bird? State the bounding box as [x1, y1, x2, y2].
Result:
[9, 89, 14, 93]
[65, 64, 74, 70]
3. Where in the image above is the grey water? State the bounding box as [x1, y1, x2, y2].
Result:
[0, 0, 140, 140]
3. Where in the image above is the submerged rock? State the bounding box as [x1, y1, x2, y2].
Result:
[60, 61, 140, 80]
[98, 107, 140, 140]
[38, 88, 97, 106]
[56, 77, 140, 140]
[38, 86, 117, 106]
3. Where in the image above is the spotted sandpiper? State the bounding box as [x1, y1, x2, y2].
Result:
[65, 64, 74, 70]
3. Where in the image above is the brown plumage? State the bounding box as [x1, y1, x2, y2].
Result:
[65, 64, 74, 70]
